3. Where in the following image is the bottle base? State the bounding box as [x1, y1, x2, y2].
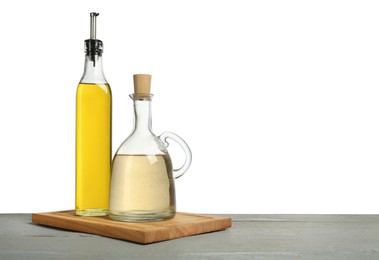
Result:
[75, 208, 108, 216]
[108, 209, 175, 222]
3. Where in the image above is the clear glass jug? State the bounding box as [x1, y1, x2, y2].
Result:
[109, 74, 192, 222]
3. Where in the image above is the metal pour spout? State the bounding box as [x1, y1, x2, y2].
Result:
[90, 12, 99, 39]
[85, 12, 102, 67]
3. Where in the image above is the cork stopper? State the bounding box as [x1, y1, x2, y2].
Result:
[133, 74, 152, 98]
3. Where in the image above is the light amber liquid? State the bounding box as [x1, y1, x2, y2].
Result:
[76, 83, 111, 216]
[109, 154, 176, 222]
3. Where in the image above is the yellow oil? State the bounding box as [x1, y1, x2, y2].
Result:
[76, 83, 111, 216]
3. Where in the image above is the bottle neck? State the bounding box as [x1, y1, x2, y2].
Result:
[132, 97, 153, 135]
[80, 54, 107, 84]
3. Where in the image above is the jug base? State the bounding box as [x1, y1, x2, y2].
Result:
[108, 209, 175, 222]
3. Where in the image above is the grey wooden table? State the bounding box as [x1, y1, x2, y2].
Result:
[1, 214, 378, 259]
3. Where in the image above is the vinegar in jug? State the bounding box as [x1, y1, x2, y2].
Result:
[109, 154, 176, 222]
[109, 74, 192, 222]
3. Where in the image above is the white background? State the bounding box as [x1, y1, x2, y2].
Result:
[1, 0, 378, 214]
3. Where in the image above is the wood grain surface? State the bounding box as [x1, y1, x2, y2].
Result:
[31, 210, 232, 244]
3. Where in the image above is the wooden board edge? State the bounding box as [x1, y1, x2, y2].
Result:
[143, 215, 232, 243]
[32, 212, 147, 244]
[31, 211, 232, 244]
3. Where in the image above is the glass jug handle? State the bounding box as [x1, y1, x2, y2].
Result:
[158, 131, 192, 179]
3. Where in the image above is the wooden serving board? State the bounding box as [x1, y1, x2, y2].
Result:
[32, 210, 231, 244]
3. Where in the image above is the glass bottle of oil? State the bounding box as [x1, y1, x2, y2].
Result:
[109, 74, 192, 222]
[76, 12, 111, 216]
